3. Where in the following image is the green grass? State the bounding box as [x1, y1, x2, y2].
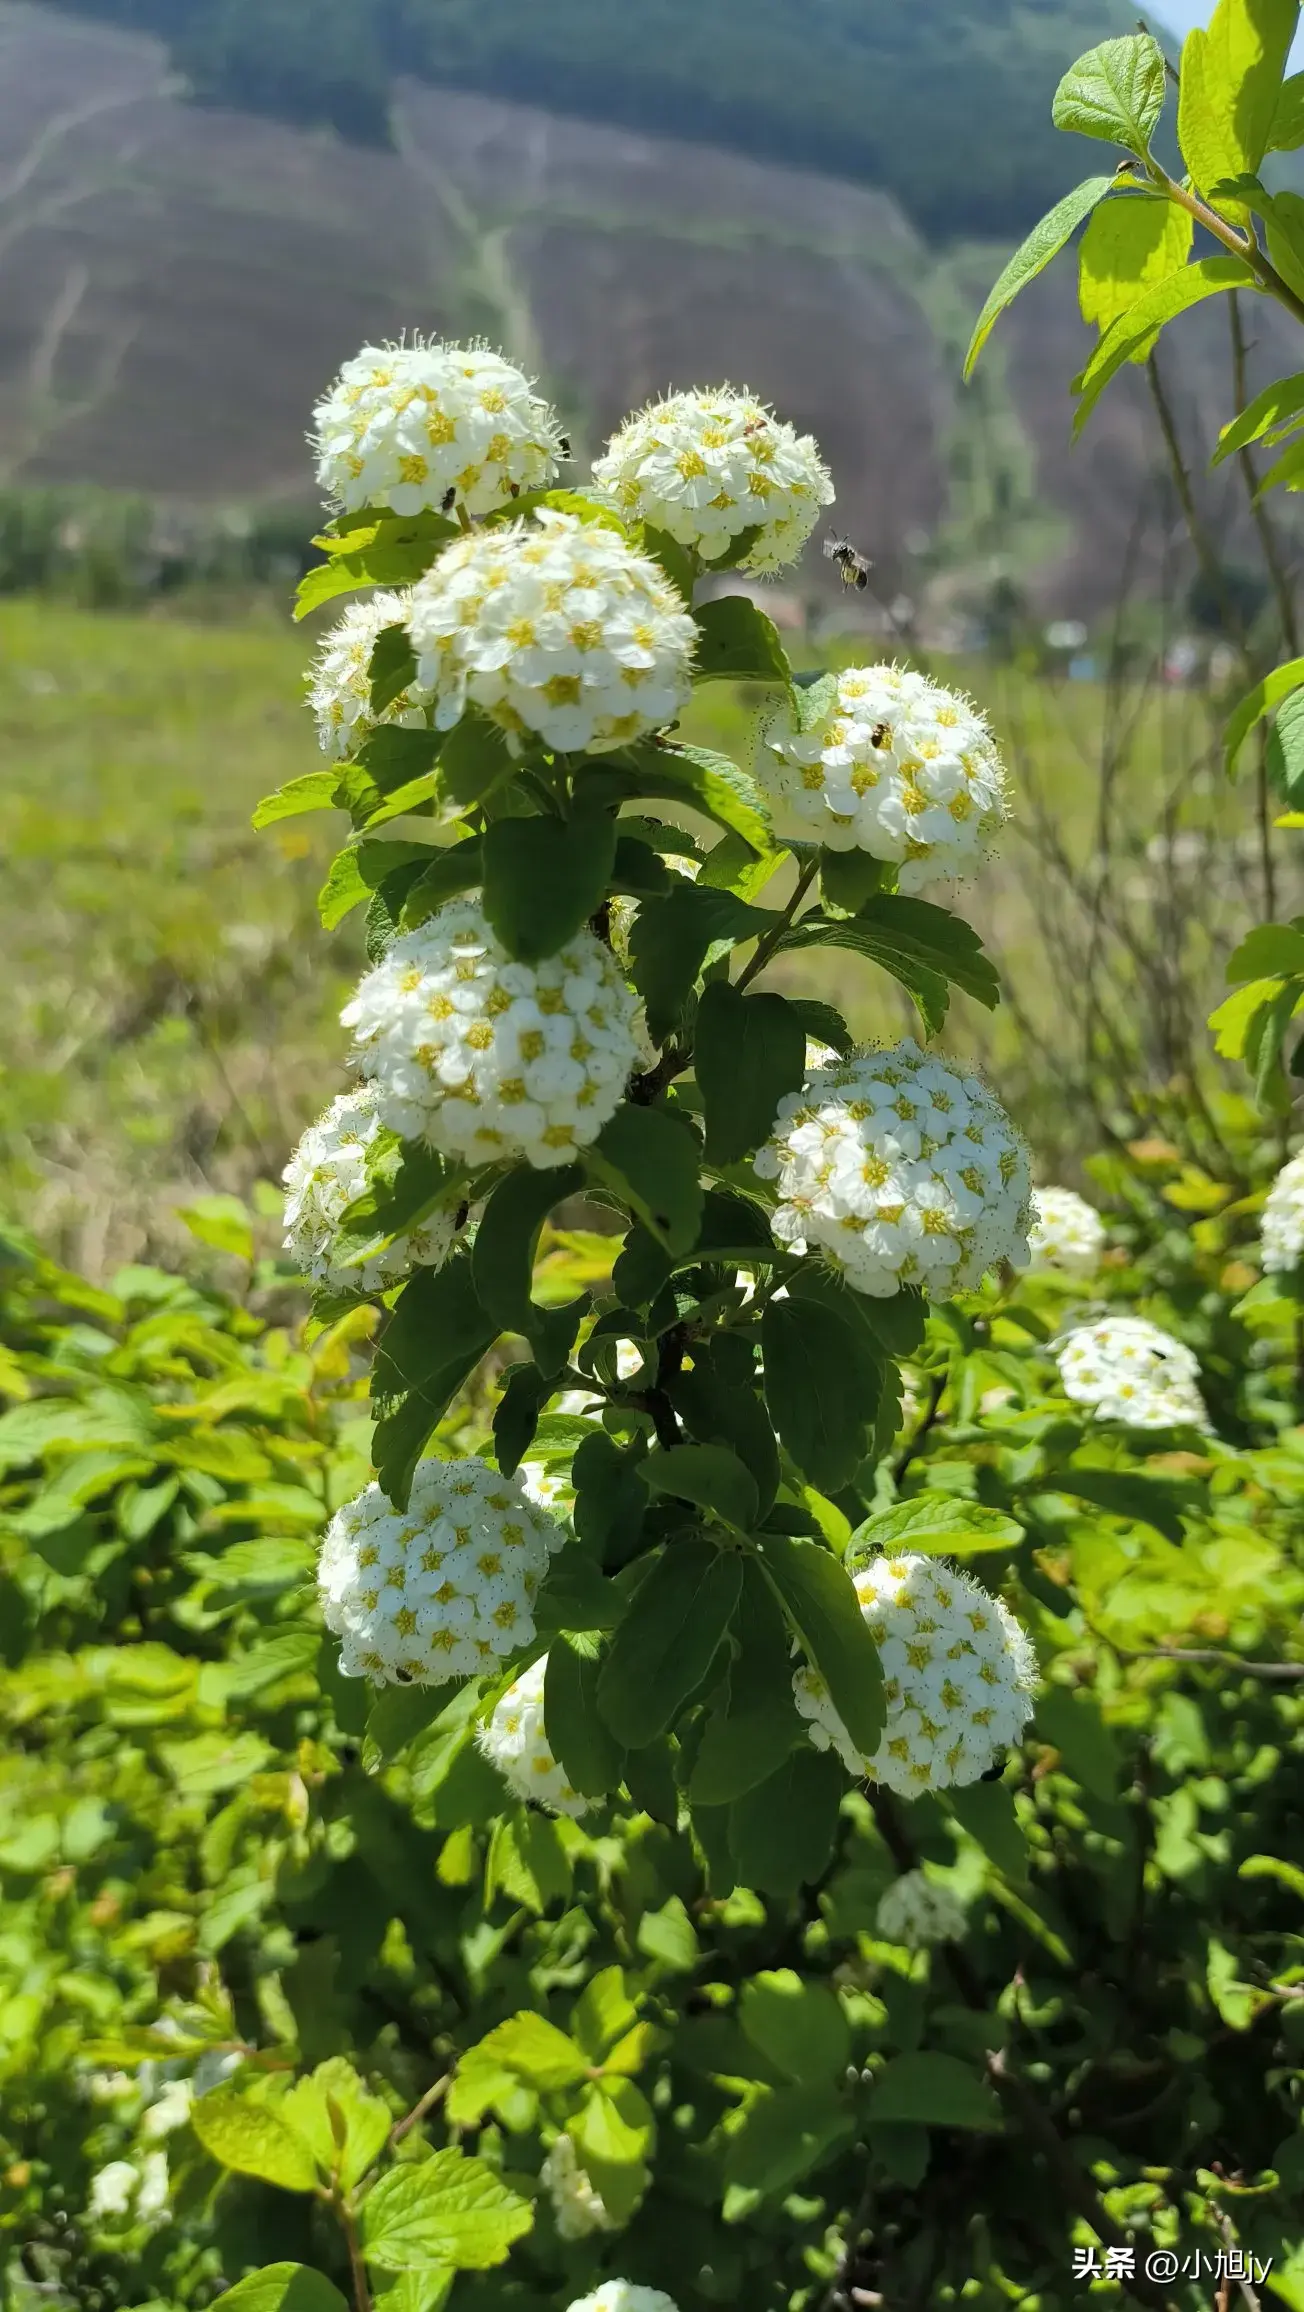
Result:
[0, 596, 1256, 1273]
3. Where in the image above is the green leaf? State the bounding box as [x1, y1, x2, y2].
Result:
[758, 1533, 885, 1759]
[689, 1563, 804, 1804]
[630, 883, 772, 1041]
[1209, 977, 1292, 1058]
[1214, 370, 1304, 463]
[851, 1493, 1024, 1560]
[1270, 65, 1304, 146]
[692, 595, 792, 686]
[571, 1430, 649, 1560]
[569, 2077, 654, 2222]
[723, 2080, 854, 2194]
[1034, 1686, 1118, 1801]
[493, 1361, 548, 1475]
[1050, 1466, 1194, 1541]
[368, 623, 419, 717]
[949, 1780, 1030, 1885]
[740, 1969, 852, 2086]
[572, 1966, 639, 2062]
[1189, 0, 1300, 181]
[1074, 259, 1256, 435]
[281, 2059, 392, 2192]
[637, 1893, 702, 1971]
[668, 1356, 780, 1516]
[590, 1105, 704, 1256]
[252, 771, 340, 829]
[643, 1443, 759, 1533]
[545, 1641, 626, 1797]
[695, 982, 807, 1165]
[536, 1549, 627, 1636]
[360, 2148, 533, 2272]
[471, 1163, 585, 1373]
[1267, 686, 1304, 803]
[462, 2011, 588, 2093]
[319, 838, 431, 931]
[867, 2052, 1002, 2132]
[356, 727, 441, 795]
[965, 177, 1117, 378]
[1052, 34, 1168, 155]
[400, 838, 485, 928]
[438, 710, 518, 808]
[727, 1747, 844, 1895]
[617, 741, 773, 855]
[641, 523, 696, 602]
[598, 1539, 743, 1747]
[177, 1194, 254, 1263]
[190, 2089, 319, 2193]
[784, 997, 855, 1058]
[371, 1257, 497, 1508]
[777, 894, 1000, 1020]
[762, 1294, 881, 1493]
[481, 810, 617, 963]
[1227, 659, 1304, 771]
[209, 2270, 350, 2312]
[1078, 198, 1194, 336]
[1226, 920, 1304, 978]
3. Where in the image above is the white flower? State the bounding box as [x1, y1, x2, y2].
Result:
[592, 387, 833, 574]
[135, 2151, 170, 2224]
[794, 1555, 1037, 1796]
[318, 1456, 567, 1685]
[312, 339, 563, 518]
[141, 2080, 193, 2138]
[88, 2162, 138, 2220]
[518, 1461, 576, 1515]
[876, 1870, 969, 1950]
[566, 2287, 679, 2312]
[755, 1040, 1032, 1300]
[282, 1086, 463, 1292]
[759, 665, 1010, 892]
[541, 2134, 617, 2240]
[342, 901, 640, 1171]
[1056, 1317, 1207, 1430]
[477, 1655, 596, 1817]
[307, 591, 433, 760]
[406, 510, 697, 754]
[1262, 1149, 1304, 1274]
[1028, 1186, 1106, 1278]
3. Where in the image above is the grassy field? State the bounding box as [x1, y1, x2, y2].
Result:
[0, 595, 1273, 1275]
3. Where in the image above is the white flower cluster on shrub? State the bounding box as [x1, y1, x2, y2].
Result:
[1027, 1185, 1106, 1277]
[1056, 1317, 1207, 1430]
[87, 2152, 170, 2228]
[282, 1086, 462, 1292]
[756, 1040, 1032, 1299]
[308, 591, 432, 760]
[313, 340, 563, 518]
[541, 2134, 616, 2240]
[343, 901, 640, 1170]
[566, 2287, 680, 2312]
[794, 1555, 1037, 1795]
[406, 509, 697, 754]
[591, 386, 833, 572]
[1261, 1148, 1304, 1274]
[876, 1870, 969, 1951]
[477, 1656, 596, 1818]
[318, 1457, 566, 1684]
[759, 665, 1010, 890]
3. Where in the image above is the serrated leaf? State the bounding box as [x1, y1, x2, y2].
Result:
[1052, 34, 1167, 155]
[481, 810, 617, 963]
[616, 741, 773, 855]
[867, 2051, 1002, 2132]
[851, 1493, 1023, 1560]
[190, 2088, 318, 2192]
[784, 997, 854, 1058]
[965, 177, 1117, 377]
[360, 2148, 532, 2272]
[758, 1533, 885, 1759]
[281, 2059, 392, 2191]
[252, 771, 340, 829]
[695, 982, 807, 1165]
[461, 2012, 588, 2093]
[598, 1540, 742, 1747]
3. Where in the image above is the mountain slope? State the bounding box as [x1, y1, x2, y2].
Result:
[43, 0, 1142, 238]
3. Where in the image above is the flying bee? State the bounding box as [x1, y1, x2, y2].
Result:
[823, 532, 873, 591]
[559, 434, 573, 459]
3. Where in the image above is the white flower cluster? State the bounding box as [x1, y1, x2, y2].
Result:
[794, 1555, 1037, 1796]
[566, 2288, 679, 2312]
[477, 1656, 596, 1818]
[591, 386, 833, 573]
[407, 510, 697, 754]
[759, 665, 1010, 892]
[756, 1041, 1032, 1300]
[541, 2134, 616, 2240]
[1261, 1149, 1304, 1274]
[282, 1086, 462, 1293]
[1056, 1318, 1207, 1430]
[1027, 1186, 1106, 1278]
[87, 2152, 170, 2227]
[312, 340, 563, 518]
[318, 1457, 567, 1684]
[307, 592, 432, 760]
[343, 901, 640, 1171]
[875, 1870, 969, 1951]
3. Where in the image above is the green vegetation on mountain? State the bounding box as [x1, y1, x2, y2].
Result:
[44, 0, 1140, 238]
